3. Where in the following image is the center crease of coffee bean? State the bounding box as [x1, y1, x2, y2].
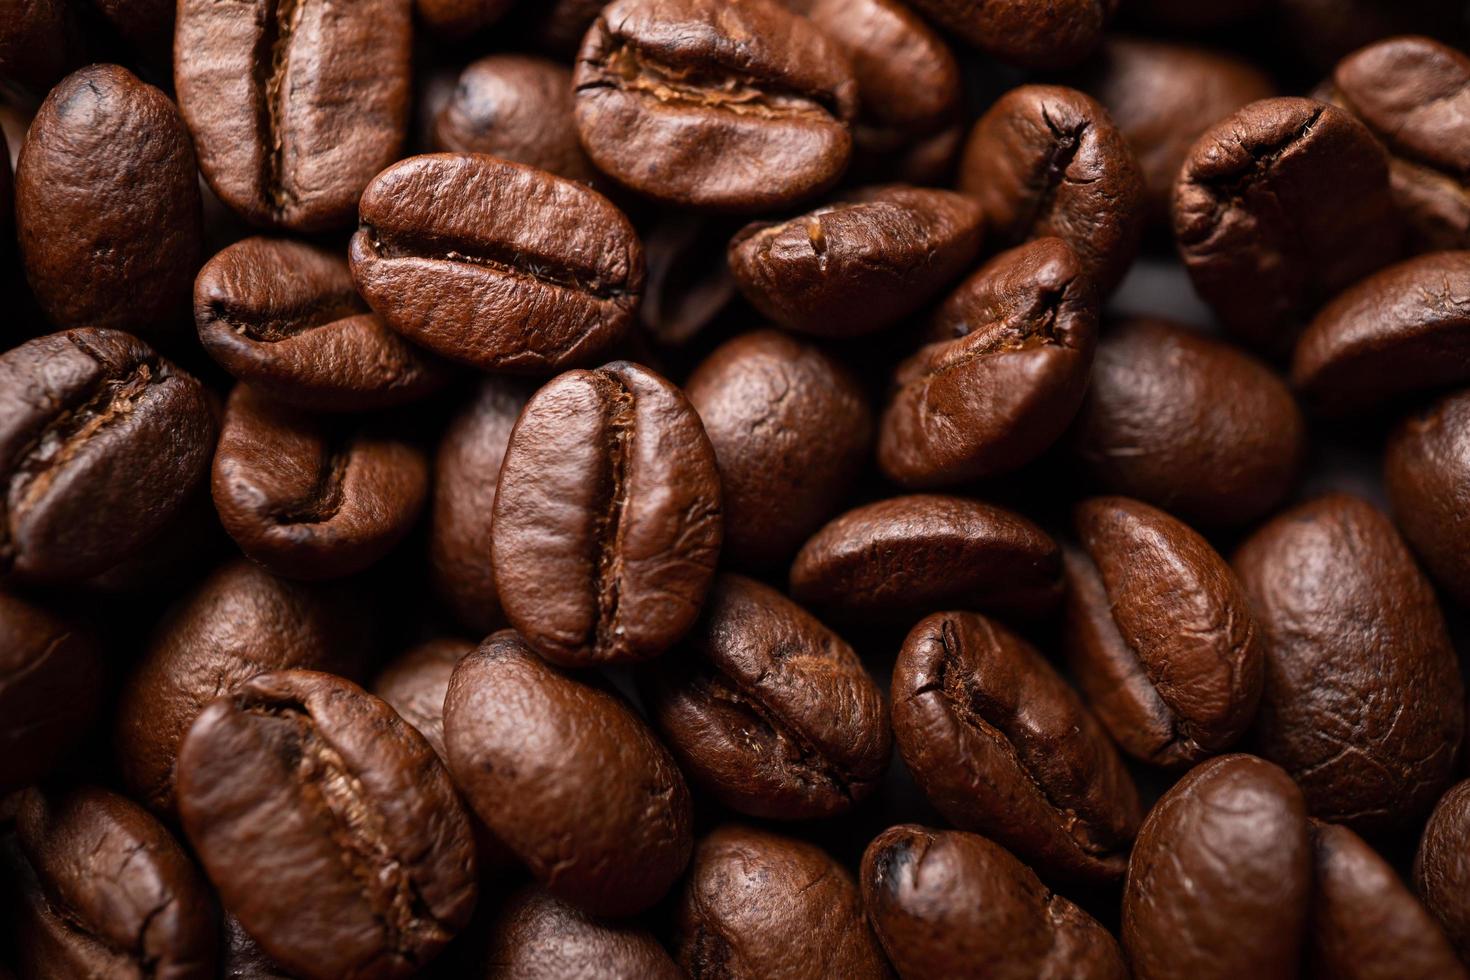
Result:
[365, 228, 632, 301]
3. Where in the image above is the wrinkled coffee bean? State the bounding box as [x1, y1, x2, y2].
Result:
[479, 885, 682, 979]
[904, 0, 1115, 70]
[1415, 778, 1470, 962]
[416, 0, 516, 38]
[1385, 388, 1470, 608]
[372, 638, 474, 763]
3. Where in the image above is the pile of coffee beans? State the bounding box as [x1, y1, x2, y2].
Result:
[4, 0, 1470, 976]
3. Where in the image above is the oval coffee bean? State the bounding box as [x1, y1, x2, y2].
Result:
[644, 574, 890, 820]
[1064, 496, 1265, 767]
[789, 494, 1063, 623]
[1233, 493, 1465, 833]
[1415, 779, 1470, 962]
[492, 361, 722, 667]
[1385, 388, 1470, 607]
[878, 238, 1097, 487]
[0, 328, 216, 584]
[195, 237, 449, 412]
[177, 669, 478, 980]
[350, 153, 643, 373]
[892, 611, 1141, 882]
[15, 64, 201, 337]
[443, 631, 693, 916]
[862, 825, 1128, 980]
[479, 885, 682, 980]
[572, 0, 858, 212]
[372, 637, 473, 763]
[174, 0, 410, 231]
[675, 825, 890, 979]
[727, 185, 984, 337]
[903, 0, 1113, 69]
[1122, 754, 1311, 980]
[685, 329, 871, 567]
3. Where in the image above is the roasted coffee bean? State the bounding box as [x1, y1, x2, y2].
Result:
[685, 330, 871, 567]
[959, 85, 1143, 293]
[0, 328, 216, 584]
[443, 631, 693, 917]
[572, 0, 859, 212]
[417, 0, 516, 37]
[892, 611, 1141, 882]
[1174, 97, 1403, 355]
[1415, 778, 1470, 962]
[675, 825, 890, 979]
[15, 64, 201, 337]
[1122, 754, 1311, 980]
[790, 495, 1063, 623]
[727, 186, 984, 338]
[212, 385, 429, 580]
[1233, 494, 1465, 833]
[1292, 251, 1470, 415]
[479, 886, 682, 980]
[644, 574, 890, 820]
[12, 786, 218, 980]
[372, 638, 474, 763]
[638, 214, 740, 348]
[174, 0, 410, 231]
[1385, 388, 1470, 607]
[1071, 317, 1305, 527]
[878, 238, 1097, 487]
[862, 825, 1128, 980]
[196, 237, 449, 412]
[903, 0, 1114, 70]
[492, 361, 721, 667]
[350, 153, 643, 373]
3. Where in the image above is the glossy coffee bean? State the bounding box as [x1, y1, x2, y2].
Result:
[727, 186, 984, 338]
[492, 361, 722, 667]
[904, 0, 1114, 69]
[1385, 388, 1470, 607]
[16, 64, 201, 337]
[416, 0, 515, 37]
[1071, 317, 1305, 527]
[1174, 97, 1402, 355]
[685, 330, 871, 567]
[0, 328, 216, 584]
[862, 825, 1128, 980]
[1233, 494, 1464, 833]
[350, 154, 643, 373]
[572, 0, 859, 212]
[1122, 755, 1311, 980]
[893, 611, 1141, 882]
[174, 0, 410, 231]
[645, 574, 890, 820]
[479, 886, 682, 980]
[443, 631, 693, 917]
[1415, 779, 1470, 962]
[959, 85, 1143, 293]
[372, 638, 474, 763]
[675, 825, 889, 979]
[789, 494, 1063, 624]
[878, 238, 1097, 487]
[212, 385, 429, 580]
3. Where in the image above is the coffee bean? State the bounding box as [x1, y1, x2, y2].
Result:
[372, 638, 474, 764]
[491, 361, 721, 667]
[1122, 754, 1311, 980]
[443, 630, 693, 917]
[644, 574, 890, 820]
[174, 0, 410, 231]
[892, 611, 1141, 882]
[350, 153, 644, 373]
[416, 0, 515, 37]
[15, 64, 201, 337]
[1415, 779, 1470, 962]
[862, 825, 1128, 980]
[1385, 388, 1470, 607]
[1233, 494, 1465, 833]
[903, 0, 1114, 69]
[480, 885, 682, 980]
[572, 0, 858, 212]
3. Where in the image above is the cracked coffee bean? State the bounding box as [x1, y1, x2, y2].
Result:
[1385, 387, 1470, 608]
[1415, 778, 1470, 963]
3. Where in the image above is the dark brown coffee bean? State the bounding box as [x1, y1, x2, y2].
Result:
[12, 786, 218, 980]
[1233, 493, 1465, 833]
[1385, 388, 1470, 607]
[416, 0, 515, 36]
[350, 153, 643, 373]
[479, 885, 682, 980]
[727, 186, 984, 338]
[675, 825, 890, 979]
[372, 638, 473, 763]
[959, 85, 1143, 293]
[174, 0, 410, 231]
[1415, 779, 1470, 962]
[0, 328, 216, 584]
[1122, 754, 1311, 980]
[1174, 97, 1403, 355]
[492, 361, 721, 667]
[572, 0, 859, 212]
[790, 494, 1063, 624]
[638, 213, 740, 348]
[15, 64, 201, 337]
[904, 0, 1114, 69]
[1071, 317, 1305, 527]
[878, 238, 1097, 487]
[685, 330, 871, 567]
[443, 631, 693, 916]
[1065, 497, 1265, 768]
[862, 825, 1128, 980]
[645, 574, 890, 820]
[1292, 251, 1470, 415]
[893, 611, 1141, 882]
